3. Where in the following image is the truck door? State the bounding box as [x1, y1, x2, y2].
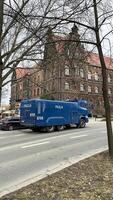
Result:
[21, 101, 36, 126]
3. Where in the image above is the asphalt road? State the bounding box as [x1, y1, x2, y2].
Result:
[0, 119, 108, 197]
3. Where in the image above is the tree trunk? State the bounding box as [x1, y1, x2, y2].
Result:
[0, 60, 3, 106]
[0, 84, 2, 105]
[93, 0, 113, 159]
[98, 44, 113, 158]
[0, 0, 4, 106]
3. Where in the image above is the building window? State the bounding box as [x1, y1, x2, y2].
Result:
[65, 82, 69, 90]
[65, 66, 70, 75]
[19, 83, 22, 90]
[94, 73, 99, 81]
[88, 86, 92, 93]
[88, 71, 92, 80]
[108, 88, 112, 95]
[80, 68, 84, 78]
[67, 49, 70, 56]
[80, 84, 84, 91]
[95, 86, 99, 93]
[108, 74, 111, 83]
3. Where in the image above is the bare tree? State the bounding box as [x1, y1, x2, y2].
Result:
[32, 0, 113, 158]
[0, 0, 62, 104]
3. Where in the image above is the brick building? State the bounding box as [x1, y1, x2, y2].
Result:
[11, 25, 113, 115]
[10, 65, 44, 109]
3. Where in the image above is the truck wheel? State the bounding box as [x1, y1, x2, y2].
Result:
[46, 126, 54, 133]
[56, 125, 64, 131]
[77, 119, 86, 128]
[31, 128, 38, 132]
[65, 125, 71, 129]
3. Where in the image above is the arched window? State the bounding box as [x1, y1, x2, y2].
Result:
[88, 86, 92, 93]
[80, 68, 84, 78]
[65, 66, 70, 75]
[95, 86, 99, 93]
[80, 84, 84, 91]
[88, 71, 92, 80]
[94, 72, 99, 81]
[65, 82, 69, 90]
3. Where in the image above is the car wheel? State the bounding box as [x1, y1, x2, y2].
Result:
[56, 125, 64, 131]
[46, 126, 54, 133]
[8, 125, 14, 131]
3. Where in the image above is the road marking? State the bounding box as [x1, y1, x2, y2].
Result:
[0, 133, 27, 139]
[14, 134, 27, 137]
[70, 134, 88, 139]
[0, 136, 7, 139]
[0, 129, 106, 152]
[21, 141, 50, 149]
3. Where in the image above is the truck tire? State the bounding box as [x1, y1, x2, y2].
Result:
[56, 125, 64, 131]
[46, 126, 54, 133]
[65, 124, 71, 129]
[77, 119, 86, 128]
[31, 128, 38, 132]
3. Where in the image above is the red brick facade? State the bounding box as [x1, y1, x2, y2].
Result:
[11, 25, 113, 116]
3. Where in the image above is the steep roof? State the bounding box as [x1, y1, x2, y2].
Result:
[15, 68, 33, 79]
[51, 31, 113, 71]
[15, 63, 43, 80]
[88, 52, 113, 70]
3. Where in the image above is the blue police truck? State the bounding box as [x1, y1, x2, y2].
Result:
[20, 99, 89, 132]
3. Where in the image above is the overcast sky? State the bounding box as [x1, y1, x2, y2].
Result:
[1, 0, 113, 105]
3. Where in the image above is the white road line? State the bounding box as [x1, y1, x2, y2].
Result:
[21, 141, 50, 149]
[70, 134, 88, 139]
[0, 129, 106, 152]
[0, 136, 6, 139]
[14, 134, 27, 137]
[0, 134, 27, 139]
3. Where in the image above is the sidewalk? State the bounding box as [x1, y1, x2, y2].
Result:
[89, 117, 105, 123]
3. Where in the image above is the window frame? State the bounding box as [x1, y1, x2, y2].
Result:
[64, 65, 70, 76]
[80, 83, 84, 92]
[65, 82, 70, 90]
